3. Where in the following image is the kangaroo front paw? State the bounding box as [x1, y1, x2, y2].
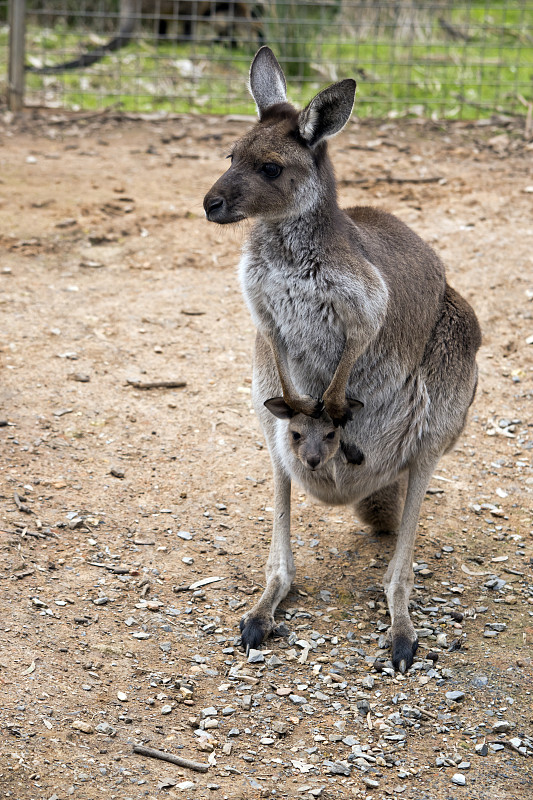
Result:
[291, 395, 324, 418]
[324, 400, 353, 428]
[239, 611, 275, 651]
[391, 631, 419, 673]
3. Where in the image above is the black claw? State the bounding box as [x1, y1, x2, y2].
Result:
[332, 408, 353, 428]
[392, 635, 418, 673]
[309, 399, 325, 419]
[240, 617, 268, 651]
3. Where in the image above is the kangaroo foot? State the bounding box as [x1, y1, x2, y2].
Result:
[391, 627, 418, 673]
[239, 610, 275, 651]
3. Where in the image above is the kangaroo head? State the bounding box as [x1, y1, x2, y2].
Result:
[264, 397, 341, 471]
[204, 47, 356, 224]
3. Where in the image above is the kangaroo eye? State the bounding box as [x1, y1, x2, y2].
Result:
[325, 431, 336, 440]
[261, 162, 282, 179]
[291, 431, 301, 442]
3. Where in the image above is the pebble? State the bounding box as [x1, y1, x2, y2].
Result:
[492, 720, 511, 733]
[247, 648, 265, 663]
[445, 690, 465, 703]
[452, 774, 466, 786]
[290, 694, 307, 704]
[95, 722, 116, 737]
[201, 706, 218, 718]
[117, 691, 128, 702]
[71, 720, 94, 734]
[161, 704, 173, 715]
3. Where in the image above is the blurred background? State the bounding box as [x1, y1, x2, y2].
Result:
[2, 1, 533, 118]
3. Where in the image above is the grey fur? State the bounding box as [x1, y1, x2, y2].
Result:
[204, 47, 481, 672]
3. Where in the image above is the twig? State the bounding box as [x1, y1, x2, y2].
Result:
[132, 744, 209, 773]
[412, 705, 438, 721]
[126, 379, 186, 390]
[14, 492, 32, 514]
[87, 561, 131, 574]
[487, 739, 529, 756]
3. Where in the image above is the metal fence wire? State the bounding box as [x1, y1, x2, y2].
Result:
[2, 1, 533, 118]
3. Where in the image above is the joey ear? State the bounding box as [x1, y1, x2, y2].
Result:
[264, 397, 295, 420]
[347, 396, 364, 410]
[298, 79, 356, 148]
[249, 46, 287, 117]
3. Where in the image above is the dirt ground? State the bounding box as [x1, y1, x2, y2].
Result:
[0, 107, 532, 800]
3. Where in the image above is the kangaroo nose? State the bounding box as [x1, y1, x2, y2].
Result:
[306, 454, 321, 470]
[204, 195, 225, 219]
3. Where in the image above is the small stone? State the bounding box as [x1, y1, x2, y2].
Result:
[492, 720, 511, 733]
[271, 721, 289, 735]
[457, 761, 470, 770]
[362, 777, 380, 788]
[117, 691, 128, 702]
[289, 694, 307, 705]
[247, 648, 265, 663]
[71, 720, 94, 734]
[222, 706, 235, 716]
[475, 742, 488, 756]
[452, 774, 466, 786]
[161, 704, 173, 715]
[201, 706, 218, 718]
[110, 468, 125, 479]
[445, 690, 465, 703]
[95, 722, 116, 737]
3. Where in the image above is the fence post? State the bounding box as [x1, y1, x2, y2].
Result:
[8, 0, 26, 112]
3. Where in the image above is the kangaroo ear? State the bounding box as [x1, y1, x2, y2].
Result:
[249, 46, 287, 117]
[298, 79, 356, 148]
[264, 397, 295, 420]
[347, 396, 364, 410]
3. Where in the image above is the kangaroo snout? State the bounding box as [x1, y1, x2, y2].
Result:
[305, 452, 322, 470]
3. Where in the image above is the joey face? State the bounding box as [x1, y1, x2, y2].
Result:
[264, 396, 341, 471]
[288, 414, 340, 471]
[203, 113, 319, 224]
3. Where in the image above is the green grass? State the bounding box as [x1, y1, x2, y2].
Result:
[1, 2, 532, 119]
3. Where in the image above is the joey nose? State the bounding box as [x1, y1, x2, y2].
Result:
[204, 195, 225, 220]
[306, 454, 321, 470]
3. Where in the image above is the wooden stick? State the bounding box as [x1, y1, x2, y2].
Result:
[14, 492, 32, 514]
[126, 379, 186, 390]
[132, 744, 209, 773]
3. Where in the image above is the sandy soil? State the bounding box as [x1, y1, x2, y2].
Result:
[0, 108, 532, 800]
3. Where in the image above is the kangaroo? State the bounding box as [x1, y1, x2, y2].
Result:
[203, 47, 481, 672]
[28, 1, 262, 74]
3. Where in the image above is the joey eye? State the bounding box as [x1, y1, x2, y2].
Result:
[325, 431, 336, 440]
[291, 431, 301, 442]
[261, 162, 282, 179]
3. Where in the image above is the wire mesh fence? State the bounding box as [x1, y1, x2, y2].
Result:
[2, 1, 533, 118]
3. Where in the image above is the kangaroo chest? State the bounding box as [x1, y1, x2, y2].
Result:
[240, 247, 346, 371]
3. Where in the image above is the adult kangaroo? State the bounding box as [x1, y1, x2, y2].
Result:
[204, 47, 481, 672]
[29, 1, 262, 74]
